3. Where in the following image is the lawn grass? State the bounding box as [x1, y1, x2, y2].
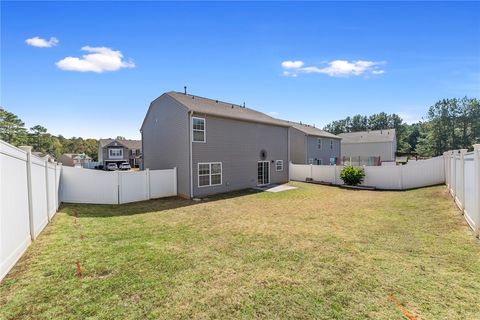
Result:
[1, 182, 479, 319]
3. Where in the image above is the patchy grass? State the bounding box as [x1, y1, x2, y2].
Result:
[1, 183, 479, 319]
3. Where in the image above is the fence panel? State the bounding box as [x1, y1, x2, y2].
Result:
[47, 164, 57, 218]
[60, 166, 118, 204]
[463, 154, 477, 230]
[119, 171, 149, 204]
[402, 157, 445, 189]
[290, 156, 445, 190]
[150, 168, 177, 199]
[30, 157, 49, 237]
[363, 166, 402, 189]
[0, 142, 31, 281]
[311, 165, 337, 183]
[454, 155, 463, 207]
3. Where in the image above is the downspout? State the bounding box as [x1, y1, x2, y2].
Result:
[287, 127, 291, 181]
[188, 110, 193, 198]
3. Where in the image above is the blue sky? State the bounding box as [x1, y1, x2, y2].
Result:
[1, 1, 479, 139]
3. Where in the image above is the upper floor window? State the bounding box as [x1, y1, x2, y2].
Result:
[317, 138, 322, 149]
[192, 117, 205, 142]
[109, 148, 123, 158]
[330, 139, 334, 150]
[130, 148, 136, 156]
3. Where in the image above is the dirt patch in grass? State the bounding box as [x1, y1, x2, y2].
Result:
[1, 183, 479, 319]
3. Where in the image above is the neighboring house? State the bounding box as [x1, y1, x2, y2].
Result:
[141, 91, 290, 198]
[98, 139, 142, 168]
[338, 129, 397, 164]
[285, 122, 341, 165]
[58, 153, 92, 167]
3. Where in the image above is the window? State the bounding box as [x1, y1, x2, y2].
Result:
[109, 148, 123, 158]
[330, 139, 334, 150]
[317, 138, 322, 149]
[192, 117, 205, 142]
[198, 162, 222, 187]
[130, 148, 136, 156]
[275, 160, 283, 171]
[308, 158, 314, 164]
[315, 159, 322, 165]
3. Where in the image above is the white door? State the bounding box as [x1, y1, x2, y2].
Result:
[257, 161, 270, 186]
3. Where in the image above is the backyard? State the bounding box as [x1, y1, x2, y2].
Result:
[1, 182, 479, 319]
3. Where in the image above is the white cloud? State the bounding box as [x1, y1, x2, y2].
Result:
[281, 60, 304, 69]
[25, 36, 59, 48]
[56, 46, 135, 73]
[281, 59, 385, 77]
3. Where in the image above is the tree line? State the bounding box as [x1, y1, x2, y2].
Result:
[0, 107, 99, 160]
[323, 97, 479, 157]
[2, 97, 479, 159]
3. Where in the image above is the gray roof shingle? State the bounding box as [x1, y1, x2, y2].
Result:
[99, 139, 142, 149]
[338, 129, 396, 143]
[166, 92, 290, 127]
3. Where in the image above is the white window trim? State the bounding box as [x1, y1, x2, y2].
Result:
[108, 148, 123, 159]
[197, 162, 222, 187]
[192, 117, 206, 143]
[317, 138, 322, 150]
[275, 160, 284, 171]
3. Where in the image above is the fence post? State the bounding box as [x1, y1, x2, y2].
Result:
[310, 163, 313, 180]
[333, 164, 337, 185]
[44, 158, 51, 222]
[145, 168, 151, 200]
[173, 167, 178, 195]
[443, 151, 449, 187]
[116, 170, 120, 204]
[458, 149, 468, 210]
[451, 150, 457, 197]
[19, 146, 35, 241]
[474, 144, 480, 237]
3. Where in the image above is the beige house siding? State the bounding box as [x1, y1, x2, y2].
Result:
[341, 141, 395, 162]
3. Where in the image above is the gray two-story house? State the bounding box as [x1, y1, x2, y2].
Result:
[286, 122, 341, 165]
[141, 92, 290, 198]
[98, 139, 142, 169]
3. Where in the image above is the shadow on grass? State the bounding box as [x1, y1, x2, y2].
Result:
[60, 188, 263, 218]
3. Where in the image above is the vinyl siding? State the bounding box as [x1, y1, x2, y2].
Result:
[289, 128, 307, 164]
[141, 94, 190, 198]
[192, 113, 289, 197]
[306, 136, 341, 164]
[341, 141, 395, 162]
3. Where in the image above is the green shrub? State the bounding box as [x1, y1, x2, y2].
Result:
[340, 165, 365, 186]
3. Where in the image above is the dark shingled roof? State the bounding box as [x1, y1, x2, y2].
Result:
[99, 139, 142, 149]
[165, 92, 290, 127]
[338, 129, 396, 143]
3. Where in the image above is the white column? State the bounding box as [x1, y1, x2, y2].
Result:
[473, 144, 480, 237]
[458, 149, 468, 210]
[19, 146, 35, 241]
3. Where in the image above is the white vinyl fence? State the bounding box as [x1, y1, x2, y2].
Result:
[444, 146, 480, 236]
[60, 166, 177, 204]
[289, 156, 445, 190]
[0, 141, 61, 281]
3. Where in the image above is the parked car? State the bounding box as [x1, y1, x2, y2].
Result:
[119, 162, 131, 171]
[106, 163, 118, 171]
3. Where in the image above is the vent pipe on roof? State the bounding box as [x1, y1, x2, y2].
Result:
[243, 102, 245, 108]
[184, 86, 187, 95]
